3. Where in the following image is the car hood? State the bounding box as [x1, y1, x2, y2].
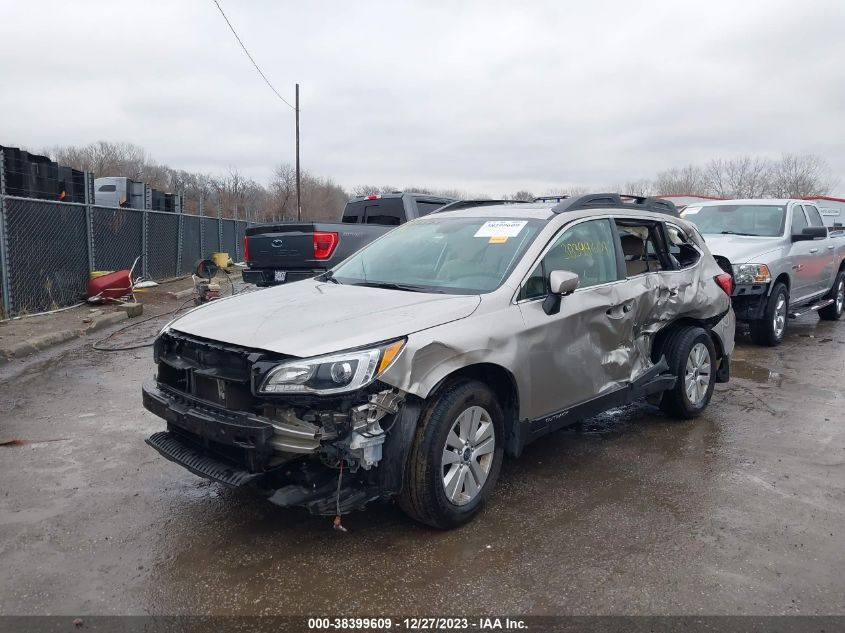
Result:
[699, 233, 784, 264]
[169, 280, 482, 357]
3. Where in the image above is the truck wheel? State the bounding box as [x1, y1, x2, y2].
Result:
[819, 271, 845, 321]
[398, 380, 504, 529]
[659, 327, 717, 419]
[749, 282, 789, 346]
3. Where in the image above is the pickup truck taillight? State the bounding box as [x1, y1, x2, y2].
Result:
[243, 235, 250, 262]
[714, 273, 733, 296]
[313, 231, 339, 260]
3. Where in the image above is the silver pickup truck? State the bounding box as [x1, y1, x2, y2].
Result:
[682, 199, 845, 345]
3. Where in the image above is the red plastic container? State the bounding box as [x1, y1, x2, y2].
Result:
[87, 270, 132, 301]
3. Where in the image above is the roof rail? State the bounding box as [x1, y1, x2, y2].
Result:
[431, 199, 529, 214]
[550, 193, 679, 217]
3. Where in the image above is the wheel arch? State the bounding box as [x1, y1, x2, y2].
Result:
[426, 363, 522, 458]
[652, 317, 725, 367]
[771, 272, 790, 296]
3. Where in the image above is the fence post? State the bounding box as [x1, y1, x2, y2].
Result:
[83, 172, 95, 271]
[0, 148, 12, 317]
[234, 221, 240, 262]
[176, 211, 184, 277]
[141, 209, 149, 279]
[217, 198, 223, 255]
[199, 195, 205, 257]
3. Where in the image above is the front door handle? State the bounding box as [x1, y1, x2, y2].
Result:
[810, 248, 819, 253]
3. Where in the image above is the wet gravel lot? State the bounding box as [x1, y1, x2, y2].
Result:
[0, 313, 843, 616]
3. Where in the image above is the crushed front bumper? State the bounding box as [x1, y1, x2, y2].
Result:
[143, 380, 418, 514]
[146, 431, 266, 487]
[142, 381, 278, 472]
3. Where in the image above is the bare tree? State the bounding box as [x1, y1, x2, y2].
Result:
[507, 190, 535, 201]
[704, 156, 771, 198]
[654, 164, 707, 196]
[767, 154, 835, 198]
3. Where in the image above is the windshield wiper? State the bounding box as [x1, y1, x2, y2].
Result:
[319, 270, 341, 284]
[720, 231, 759, 236]
[352, 281, 443, 293]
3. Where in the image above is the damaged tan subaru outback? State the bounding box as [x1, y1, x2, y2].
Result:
[144, 193, 735, 528]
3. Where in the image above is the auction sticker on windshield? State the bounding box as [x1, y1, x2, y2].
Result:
[474, 220, 527, 238]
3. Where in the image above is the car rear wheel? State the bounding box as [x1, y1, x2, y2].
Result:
[659, 326, 717, 419]
[398, 380, 504, 529]
[749, 282, 789, 346]
[819, 271, 845, 321]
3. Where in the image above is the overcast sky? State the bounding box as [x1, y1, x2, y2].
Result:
[2, 0, 844, 195]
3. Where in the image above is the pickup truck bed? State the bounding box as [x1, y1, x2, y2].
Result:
[243, 192, 455, 286]
[243, 222, 386, 285]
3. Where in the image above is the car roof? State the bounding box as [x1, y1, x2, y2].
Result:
[691, 198, 803, 207]
[431, 202, 683, 224]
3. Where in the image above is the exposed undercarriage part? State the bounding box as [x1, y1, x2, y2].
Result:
[265, 390, 406, 515]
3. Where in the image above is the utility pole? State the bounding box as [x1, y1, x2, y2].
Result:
[295, 83, 301, 221]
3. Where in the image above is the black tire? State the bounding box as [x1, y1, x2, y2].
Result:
[819, 271, 845, 321]
[397, 380, 505, 529]
[659, 326, 717, 419]
[748, 282, 789, 346]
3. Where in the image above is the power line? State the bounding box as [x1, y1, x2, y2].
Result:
[212, 0, 296, 111]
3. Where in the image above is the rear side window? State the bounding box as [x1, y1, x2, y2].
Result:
[342, 202, 363, 223]
[415, 200, 448, 216]
[665, 223, 701, 269]
[805, 205, 825, 229]
[791, 206, 809, 233]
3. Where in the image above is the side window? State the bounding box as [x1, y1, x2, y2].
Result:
[519, 219, 619, 299]
[791, 206, 809, 233]
[665, 223, 701, 269]
[98, 184, 117, 192]
[615, 221, 669, 276]
[805, 205, 825, 229]
[415, 200, 448, 216]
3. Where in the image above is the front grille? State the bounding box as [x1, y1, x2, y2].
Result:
[155, 330, 286, 411]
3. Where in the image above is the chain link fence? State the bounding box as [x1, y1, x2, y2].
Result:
[0, 194, 251, 318]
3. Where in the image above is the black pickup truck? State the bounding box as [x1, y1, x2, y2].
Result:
[242, 192, 455, 286]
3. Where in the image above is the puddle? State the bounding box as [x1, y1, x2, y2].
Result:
[731, 358, 784, 386]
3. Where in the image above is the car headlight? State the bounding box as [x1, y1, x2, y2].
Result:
[259, 339, 406, 395]
[732, 263, 772, 285]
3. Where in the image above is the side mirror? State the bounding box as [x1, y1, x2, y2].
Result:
[549, 270, 579, 295]
[543, 270, 580, 315]
[793, 226, 827, 241]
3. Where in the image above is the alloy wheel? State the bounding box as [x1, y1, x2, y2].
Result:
[684, 342, 711, 406]
[773, 294, 787, 339]
[441, 405, 495, 506]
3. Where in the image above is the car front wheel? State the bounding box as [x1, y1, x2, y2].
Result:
[398, 380, 504, 529]
[749, 282, 789, 346]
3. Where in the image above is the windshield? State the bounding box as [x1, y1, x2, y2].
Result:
[683, 204, 786, 237]
[331, 216, 543, 294]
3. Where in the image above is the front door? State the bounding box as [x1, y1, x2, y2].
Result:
[788, 204, 818, 303]
[517, 218, 642, 421]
